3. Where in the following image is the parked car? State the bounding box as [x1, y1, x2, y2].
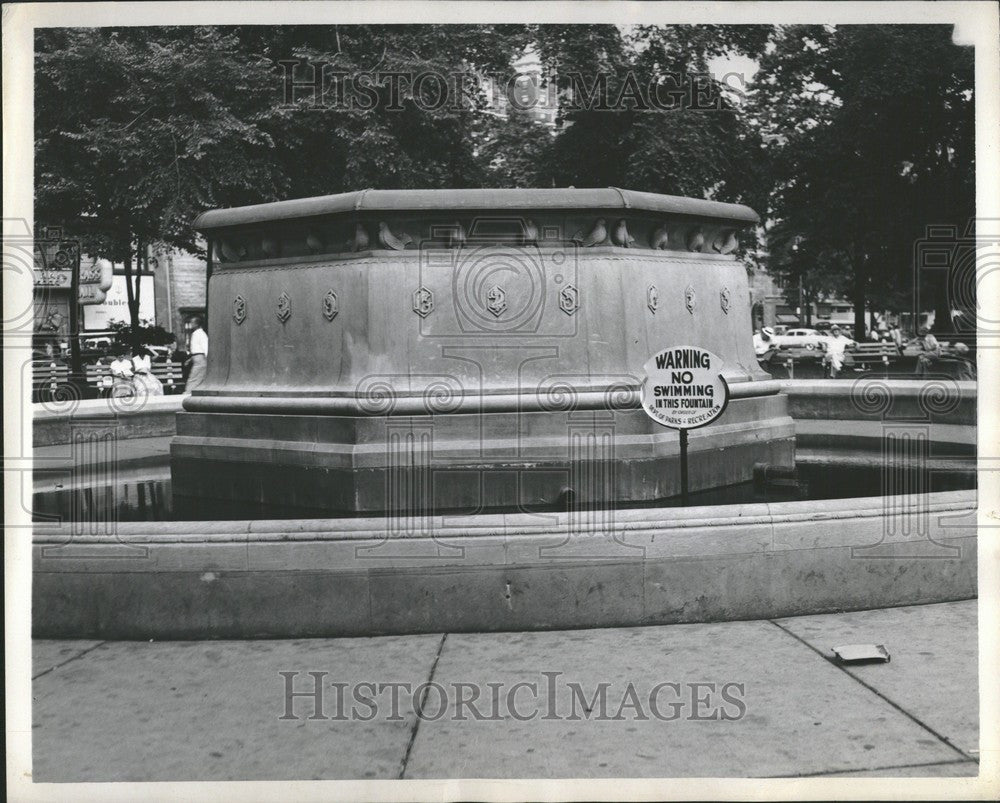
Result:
[146, 345, 173, 361]
[82, 336, 113, 351]
[773, 328, 830, 350]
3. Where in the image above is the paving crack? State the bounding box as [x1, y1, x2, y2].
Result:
[763, 758, 977, 778]
[768, 619, 975, 763]
[398, 632, 448, 779]
[33, 641, 107, 680]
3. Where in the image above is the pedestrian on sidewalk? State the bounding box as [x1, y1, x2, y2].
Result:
[186, 317, 208, 391]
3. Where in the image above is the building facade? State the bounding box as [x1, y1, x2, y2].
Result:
[151, 246, 207, 351]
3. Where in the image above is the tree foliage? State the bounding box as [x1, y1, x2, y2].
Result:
[35, 24, 975, 338]
[750, 25, 974, 335]
[529, 25, 771, 208]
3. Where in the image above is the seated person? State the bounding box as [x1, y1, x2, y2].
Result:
[911, 327, 940, 377]
[822, 326, 851, 378]
[131, 347, 165, 397]
[753, 326, 777, 360]
[946, 342, 976, 381]
[109, 346, 135, 397]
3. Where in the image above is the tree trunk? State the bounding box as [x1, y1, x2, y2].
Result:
[852, 261, 867, 342]
[122, 234, 141, 348]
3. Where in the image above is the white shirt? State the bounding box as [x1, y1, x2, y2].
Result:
[753, 334, 773, 356]
[110, 357, 133, 378]
[825, 335, 850, 368]
[190, 327, 208, 356]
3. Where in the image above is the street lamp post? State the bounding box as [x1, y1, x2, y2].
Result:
[792, 235, 805, 326]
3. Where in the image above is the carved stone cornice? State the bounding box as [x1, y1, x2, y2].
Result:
[200, 188, 756, 266]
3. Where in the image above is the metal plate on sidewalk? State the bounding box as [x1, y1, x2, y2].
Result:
[832, 644, 891, 664]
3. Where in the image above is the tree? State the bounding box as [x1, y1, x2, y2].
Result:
[34, 25, 534, 338]
[475, 112, 556, 188]
[528, 25, 772, 210]
[36, 26, 293, 341]
[750, 25, 974, 338]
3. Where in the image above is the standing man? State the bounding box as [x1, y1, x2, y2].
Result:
[186, 316, 208, 391]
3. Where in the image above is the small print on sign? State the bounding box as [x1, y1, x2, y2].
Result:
[641, 345, 729, 429]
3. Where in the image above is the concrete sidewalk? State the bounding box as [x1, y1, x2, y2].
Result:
[32, 601, 979, 781]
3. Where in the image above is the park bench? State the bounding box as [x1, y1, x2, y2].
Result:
[150, 360, 186, 394]
[84, 364, 114, 395]
[763, 345, 826, 379]
[32, 360, 70, 403]
[85, 360, 187, 395]
[845, 342, 901, 376]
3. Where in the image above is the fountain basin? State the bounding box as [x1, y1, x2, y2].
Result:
[32, 380, 977, 638]
[33, 489, 976, 639]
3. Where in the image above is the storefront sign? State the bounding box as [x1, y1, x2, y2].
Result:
[83, 274, 156, 329]
[33, 268, 75, 288]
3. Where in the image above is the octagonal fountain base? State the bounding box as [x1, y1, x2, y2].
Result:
[172, 188, 794, 516]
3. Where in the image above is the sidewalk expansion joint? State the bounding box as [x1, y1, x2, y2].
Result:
[397, 631, 448, 780]
[763, 758, 977, 778]
[767, 619, 976, 763]
[32, 641, 108, 680]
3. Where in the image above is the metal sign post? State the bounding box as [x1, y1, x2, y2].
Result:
[640, 345, 730, 506]
[69, 246, 82, 378]
[679, 428, 689, 505]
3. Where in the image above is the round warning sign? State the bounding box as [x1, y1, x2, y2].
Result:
[641, 345, 729, 429]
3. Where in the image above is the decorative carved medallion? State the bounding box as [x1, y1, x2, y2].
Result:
[412, 287, 434, 318]
[276, 291, 291, 323]
[323, 289, 339, 321]
[232, 295, 247, 325]
[559, 284, 579, 315]
[647, 285, 659, 314]
[486, 285, 507, 318]
[572, 218, 607, 247]
[684, 285, 697, 314]
[720, 286, 731, 314]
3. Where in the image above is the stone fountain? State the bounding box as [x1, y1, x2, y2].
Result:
[171, 188, 794, 516]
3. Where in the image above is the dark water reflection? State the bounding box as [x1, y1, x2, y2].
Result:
[32, 461, 976, 524]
